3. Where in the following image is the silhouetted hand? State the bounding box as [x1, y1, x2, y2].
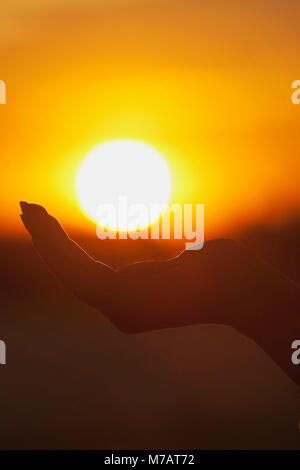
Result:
[20, 201, 69, 242]
[20, 201, 300, 386]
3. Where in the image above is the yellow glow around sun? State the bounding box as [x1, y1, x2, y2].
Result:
[76, 140, 171, 231]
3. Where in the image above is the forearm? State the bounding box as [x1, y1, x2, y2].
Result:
[237, 279, 300, 387]
[250, 309, 299, 386]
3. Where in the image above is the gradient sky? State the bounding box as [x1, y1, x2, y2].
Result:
[1, 0, 300, 237]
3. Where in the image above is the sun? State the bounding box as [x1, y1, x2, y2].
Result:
[76, 140, 171, 231]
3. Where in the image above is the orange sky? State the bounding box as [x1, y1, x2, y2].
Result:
[1, 0, 300, 238]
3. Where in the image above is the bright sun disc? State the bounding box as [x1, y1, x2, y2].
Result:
[76, 140, 171, 231]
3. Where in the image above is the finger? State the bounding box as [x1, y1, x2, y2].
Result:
[20, 201, 48, 217]
[19, 202, 69, 241]
[28, 203, 49, 216]
[39, 214, 69, 242]
[19, 211, 42, 237]
[20, 201, 29, 213]
[20, 214, 31, 233]
[19, 202, 50, 236]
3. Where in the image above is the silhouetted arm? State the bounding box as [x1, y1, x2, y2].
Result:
[19, 202, 187, 331]
[20, 202, 300, 386]
[247, 301, 300, 387]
